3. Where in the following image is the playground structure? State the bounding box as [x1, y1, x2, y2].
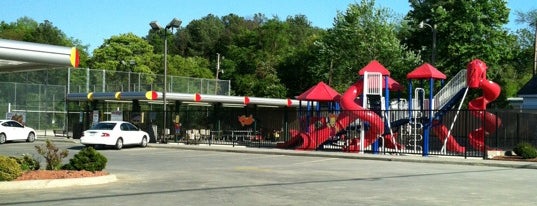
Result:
[278, 59, 501, 156]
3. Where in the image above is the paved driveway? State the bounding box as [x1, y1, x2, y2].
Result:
[1, 141, 536, 206]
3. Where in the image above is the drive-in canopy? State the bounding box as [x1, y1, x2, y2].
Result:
[0, 38, 79, 72]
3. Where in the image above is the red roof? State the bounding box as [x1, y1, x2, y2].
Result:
[359, 60, 390, 76]
[297, 81, 341, 101]
[406, 63, 446, 80]
[386, 77, 403, 91]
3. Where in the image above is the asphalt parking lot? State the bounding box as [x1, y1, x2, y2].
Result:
[1, 140, 537, 206]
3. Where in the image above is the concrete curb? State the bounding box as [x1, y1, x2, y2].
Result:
[0, 174, 117, 190]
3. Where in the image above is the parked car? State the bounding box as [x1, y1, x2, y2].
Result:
[0, 120, 36, 144]
[80, 121, 149, 150]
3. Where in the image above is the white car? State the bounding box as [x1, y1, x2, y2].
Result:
[0, 120, 36, 144]
[80, 121, 149, 150]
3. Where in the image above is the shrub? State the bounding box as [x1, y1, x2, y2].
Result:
[10, 154, 40, 171]
[0, 155, 22, 181]
[62, 147, 107, 172]
[35, 139, 69, 170]
[513, 142, 537, 159]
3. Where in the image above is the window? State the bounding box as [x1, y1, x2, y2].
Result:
[92, 123, 116, 130]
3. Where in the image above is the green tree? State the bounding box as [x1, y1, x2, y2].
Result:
[0, 17, 90, 68]
[89, 33, 157, 88]
[403, 0, 518, 107]
[516, 9, 537, 76]
[167, 55, 213, 78]
[180, 14, 225, 58]
[277, 15, 325, 97]
[90, 33, 155, 73]
[225, 16, 293, 97]
[312, 0, 421, 92]
[0, 17, 38, 40]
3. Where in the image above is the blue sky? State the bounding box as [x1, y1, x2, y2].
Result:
[2, 0, 535, 52]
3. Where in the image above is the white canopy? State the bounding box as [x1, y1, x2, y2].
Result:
[0, 38, 79, 72]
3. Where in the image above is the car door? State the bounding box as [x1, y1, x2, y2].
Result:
[120, 122, 139, 145]
[3, 121, 24, 141]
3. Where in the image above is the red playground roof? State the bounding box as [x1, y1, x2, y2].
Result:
[297, 81, 341, 101]
[386, 77, 403, 91]
[406, 63, 446, 80]
[358, 60, 391, 76]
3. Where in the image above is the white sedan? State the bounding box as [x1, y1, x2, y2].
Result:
[0, 120, 36, 144]
[80, 121, 149, 150]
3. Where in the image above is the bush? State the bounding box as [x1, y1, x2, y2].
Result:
[10, 154, 40, 171]
[35, 139, 69, 170]
[0, 155, 22, 181]
[62, 147, 107, 172]
[513, 142, 537, 159]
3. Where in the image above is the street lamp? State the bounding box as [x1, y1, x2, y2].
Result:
[150, 18, 181, 143]
[419, 21, 437, 66]
[215, 53, 225, 94]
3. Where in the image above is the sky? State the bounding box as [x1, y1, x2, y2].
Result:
[2, 0, 536, 52]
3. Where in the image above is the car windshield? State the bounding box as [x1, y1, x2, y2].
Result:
[90, 122, 116, 130]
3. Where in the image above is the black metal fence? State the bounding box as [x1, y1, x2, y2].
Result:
[67, 105, 537, 158]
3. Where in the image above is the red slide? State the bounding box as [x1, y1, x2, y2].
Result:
[431, 120, 465, 153]
[337, 80, 384, 152]
[467, 59, 502, 151]
[278, 80, 384, 150]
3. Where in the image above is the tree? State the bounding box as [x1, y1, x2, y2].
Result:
[403, 0, 518, 107]
[167, 55, 213, 78]
[0, 17, 38, 40]
[0, 17, 90, 67]
[89, 33, 157, 87]
[516, 9, 537, 76]
[312, 0, 421, 92]
[277, 15, 325, 97]
[179, 14, 225, 58]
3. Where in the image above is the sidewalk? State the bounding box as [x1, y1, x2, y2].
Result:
[39, 136, 537, 170]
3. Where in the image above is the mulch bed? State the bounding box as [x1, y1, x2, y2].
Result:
[491, 156, 537, 162]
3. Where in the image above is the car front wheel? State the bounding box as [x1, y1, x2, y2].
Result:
[0, 133, 6, 144]
[115, 138, 123, 150]
[27, 132, 36, 142]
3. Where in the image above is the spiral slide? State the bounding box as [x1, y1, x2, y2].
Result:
[467, 59, 501, 151]
[336, 80, 384, 151]
[468, 79, 501, 151]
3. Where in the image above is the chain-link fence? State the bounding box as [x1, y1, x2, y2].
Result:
[0, 82, 66, 135]
[68, 68, 230, 95]
[0, 67, 231, 135]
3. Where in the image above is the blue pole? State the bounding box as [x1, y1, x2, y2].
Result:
[408, 80, 413, 120]
[384, 76, 391, 152]
[306, 101, 311, 132]
[423, 78, 434, 157]
[384, 76, 390, 130]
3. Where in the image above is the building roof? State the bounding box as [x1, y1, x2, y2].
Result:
[407, 63, 446, 80]
[0, 38, 79, 72]
[297, 81, 341, 101]
[518, 75, 537, 95]
[358, 60, 390, 76]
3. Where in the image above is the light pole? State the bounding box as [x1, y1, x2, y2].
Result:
[419, 21, 437, 66]
[150, 18, 181, 143]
